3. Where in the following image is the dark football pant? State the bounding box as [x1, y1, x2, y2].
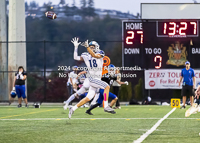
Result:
[113, 86, 120, 107]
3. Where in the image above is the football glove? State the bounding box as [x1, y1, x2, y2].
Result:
[13, 87, 15, 91]
[20, 74, 24, 80]
[71, 37, 81, 49]
[124, 81, 128, 85]
[81, 40, 89, 48]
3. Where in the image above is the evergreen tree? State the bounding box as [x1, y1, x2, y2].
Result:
[80, 0, 86, 8]
[87, 0, 95, 16]
[88, 0, 94, 8]
[59, 0, 66, 6]
[25, 2, 28, 11]
[30, 1, 37, 8]
[72, 0, 76, 7]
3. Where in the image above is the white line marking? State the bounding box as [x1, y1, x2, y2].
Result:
[133, 108, 176, 143]
[0, 118, 160, 120]
[1, 117, 200, 121]
[0, 105, 167, 108]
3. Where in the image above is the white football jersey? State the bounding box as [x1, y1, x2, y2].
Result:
[67, 71, 77, 85]
[81, 50, 105, 80]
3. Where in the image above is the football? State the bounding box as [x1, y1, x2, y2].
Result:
[45, 11, 57, 19]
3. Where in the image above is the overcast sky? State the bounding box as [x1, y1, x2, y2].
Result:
[25, 0, 200, 15]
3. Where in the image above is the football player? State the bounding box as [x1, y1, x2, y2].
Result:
[66, 66, 78, 96]
[86, 64, 128, 115]
[11, 66, 28, 108]
[80, 90, 117, 115]
[195, 84, 200, 104]
[68, 37, 114, 119]
[63, 70, 89, 110]
[185, 84, 200, 117]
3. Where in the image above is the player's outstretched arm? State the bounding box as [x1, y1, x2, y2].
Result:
[81, 40, 103, 59]
[116, 80, 128, 85]
[193, 76, 196, 89]
[76, 71, 87, 79]
[195, 85, 200, 97]
[71, 37, 83, 61]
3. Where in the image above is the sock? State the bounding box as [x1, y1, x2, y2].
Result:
[104, 101, 108, 108]
[72, 105, 78, 111]
[66, 94, 76, 104]
[87, 103, 100, 112]
[103, 93, 108, 108]
[197, 99, 200, 105]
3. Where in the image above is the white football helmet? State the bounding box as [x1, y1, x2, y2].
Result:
[108, 64, 115, 76]
[89, 41, 100, 52]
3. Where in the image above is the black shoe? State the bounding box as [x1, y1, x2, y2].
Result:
[110, 110, 116, 114]
[18, 104, 22, 108]
[180, 105, 185, 109]
[86, 110, 93, 115]
[25, 104, 29, 108]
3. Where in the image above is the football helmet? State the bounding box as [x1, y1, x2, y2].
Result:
[10, 90, 17, 98]
[72, 66, 78, 71]
[108, 64, 115, 76]
[89, 41, 100, 53]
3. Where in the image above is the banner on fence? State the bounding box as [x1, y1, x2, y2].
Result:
[145, 69, 200, 89]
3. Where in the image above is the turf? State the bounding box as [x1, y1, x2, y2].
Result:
[0, 105, 199, 143]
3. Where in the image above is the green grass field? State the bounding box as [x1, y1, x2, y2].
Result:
[0, 105, 200, 143]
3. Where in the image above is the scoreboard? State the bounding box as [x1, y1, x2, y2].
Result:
[122, 19, 200, 69]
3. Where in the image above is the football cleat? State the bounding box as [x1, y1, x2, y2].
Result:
[113, 106, 121, 109]
[110, 110, 116, 114]
[185, 103, 199, 117]
[180, 105, 186, 109]
[85, 110, 93, 115]
[18, 104, 22, 108]
[63, 103, 69, 110]
[68, 107, 74, 119]
[104, 106, 115, 114]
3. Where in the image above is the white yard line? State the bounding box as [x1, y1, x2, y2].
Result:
[0, 118, 160, 120]
[0, 105, 167, 108]
[1, 117, 200, 121]
[133, 108, 176, 143]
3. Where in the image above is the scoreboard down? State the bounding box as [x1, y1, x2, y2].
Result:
[122, 19, 200, 69]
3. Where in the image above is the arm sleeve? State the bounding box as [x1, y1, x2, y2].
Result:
[69, 72, 73, 78]
[74, 48, 81, 60]
[81, 53, 88, 60]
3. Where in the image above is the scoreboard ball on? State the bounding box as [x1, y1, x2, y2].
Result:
[45, 11, 57, 19]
